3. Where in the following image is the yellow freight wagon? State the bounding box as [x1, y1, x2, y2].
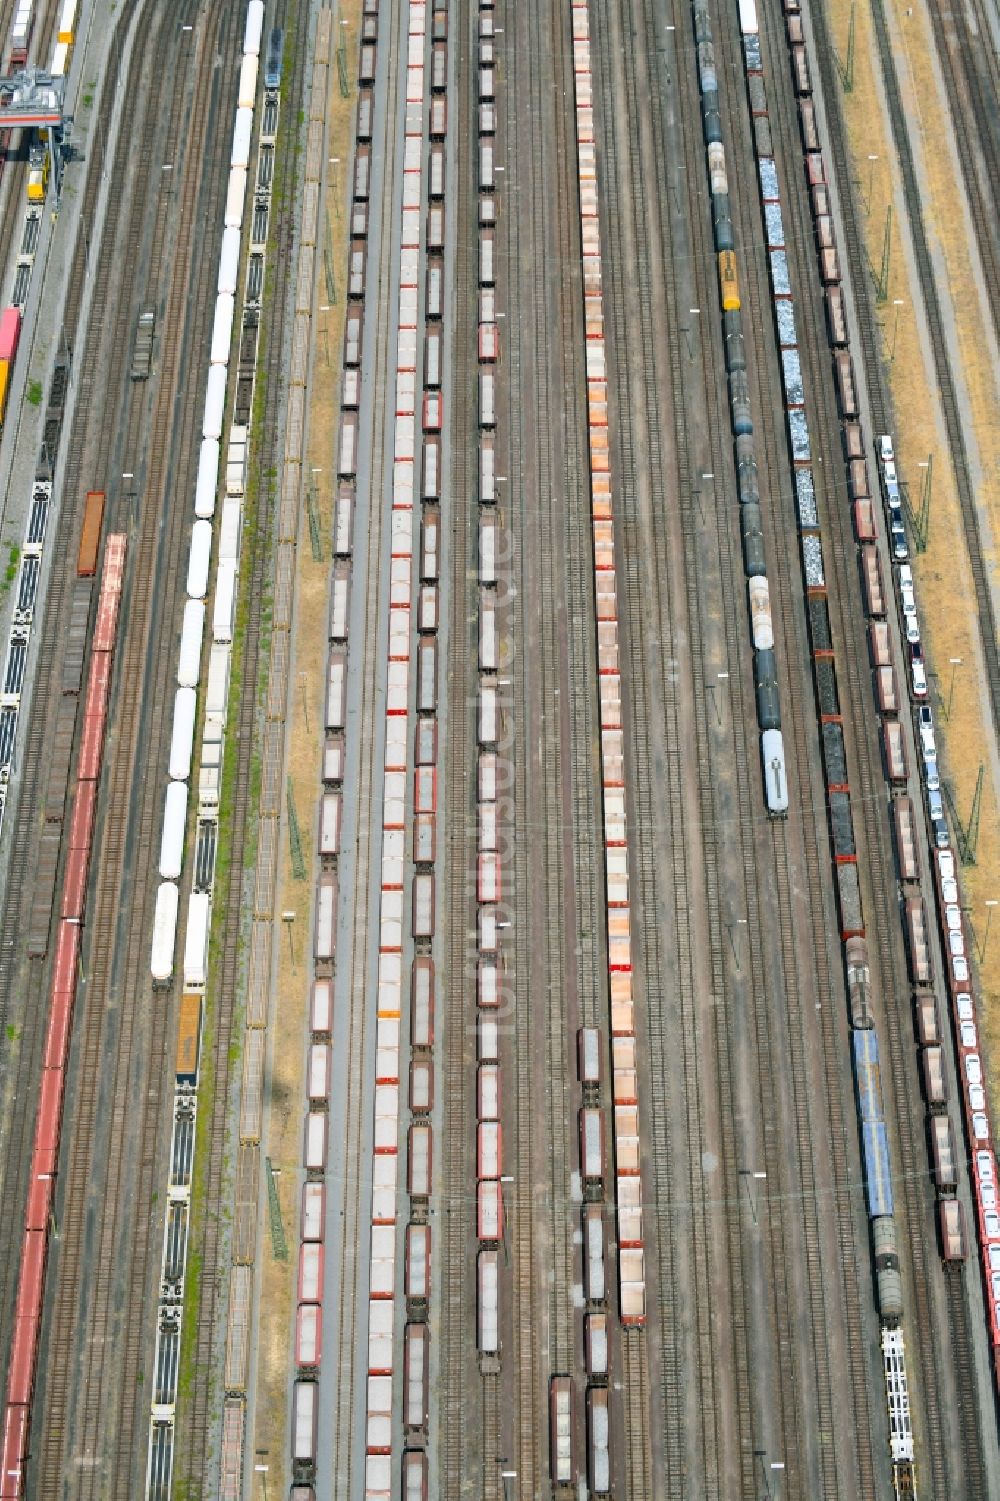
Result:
[718, 250, 740, 311]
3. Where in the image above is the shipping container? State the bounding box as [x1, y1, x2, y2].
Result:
[77, 490, 105, 576]
[183, 891, 211, 988]
[213, 558, 237, 643]
[176, 991, 202, 1083]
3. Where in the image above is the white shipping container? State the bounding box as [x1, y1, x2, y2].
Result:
[184, 891, 211, 987]
[51, 39, 69, 76]
[202, 365, 228, 440]
[58, 0, 76, 39]
[238, 53, 259, 109]
[195, 438, 220, 519]
[177, 599, 205, 688]
[150, 881, 180, 982]
[206, 644, 231, 716]
[159, 780, 189, 880]
[211, 293, 235, 366]
[213, 559, 238, 643]
[219, 496, 243, 564]
[169, 687, 198, 780]
[231, 107, 254, 170]
[244, 0, 265, 53]
[217, 226, 243, 296]
[225, 166, 247, 228]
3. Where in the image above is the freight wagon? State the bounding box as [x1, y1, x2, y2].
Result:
[77, 490, 105, 576]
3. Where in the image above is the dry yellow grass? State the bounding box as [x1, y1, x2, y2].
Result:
[249, 7, 360, 1495]
[826, 0, 1000, 1109]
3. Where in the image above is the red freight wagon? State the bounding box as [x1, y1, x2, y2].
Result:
[409, 1058, 434, 1114]
[297, 1243, 324, 1305]
[410, 958, 434, 1048]
[295, 1303, 322, 1368]
[478, 1179, 502, 1241]
[405, 1223, 431, 1302]
[62, 848, 90, 920]
[477, 1121, 501, 1179]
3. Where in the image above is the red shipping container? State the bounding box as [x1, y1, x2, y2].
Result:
[78, 710, 106, 782]
[35, 1068, 64, 1156]
[52, 921, 80, 996]
[61, 846, 90, 920]
[43, 987, 73, 1072]
[25, 1153, 54, 1231]
[0, 307, 21, 364]
[0, 1403, 28, 1498]
[102, 533, 127, 594]
[7, 1311, 39, 1406]
[84, 650, 112, 720]
[93, 591, 120, 654]
[68, 781, 97, 851]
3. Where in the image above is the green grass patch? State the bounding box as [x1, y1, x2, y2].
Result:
[25, 380, 42, 407]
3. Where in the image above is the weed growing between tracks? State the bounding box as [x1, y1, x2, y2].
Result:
[173, 286, 275, 1494]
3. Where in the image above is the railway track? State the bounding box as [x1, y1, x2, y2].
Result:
[758, 0, 990, 1493]
[33, 4, 243, 1494]
[706, 3, 887, 1492]
[0, 0, 176, 1416]
[810, 0, 1000, 760]
[502, 0, 582, 1487]
[586, 0, 723, 1491]
[924, 0, 1000, 359]
[170, 0, 310, 1489]
[440, 0, 482, 1483]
